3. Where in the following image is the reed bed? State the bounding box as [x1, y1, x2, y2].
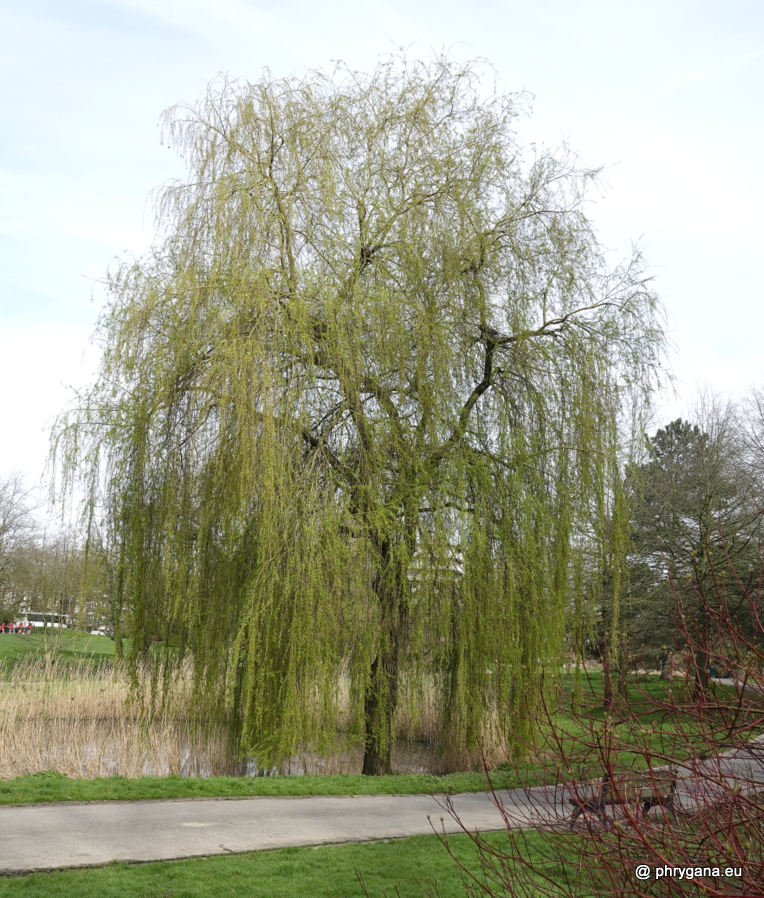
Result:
[0, 660, 506, 779]
[0, 658, 232, 779]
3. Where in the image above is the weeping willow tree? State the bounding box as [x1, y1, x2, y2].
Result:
[55, 54, 665, 775]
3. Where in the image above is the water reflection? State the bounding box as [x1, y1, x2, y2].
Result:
[72, 730, 440, 778]
[248, 741, 438, 777]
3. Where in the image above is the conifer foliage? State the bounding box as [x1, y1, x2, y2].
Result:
[56, 54, 665, 774]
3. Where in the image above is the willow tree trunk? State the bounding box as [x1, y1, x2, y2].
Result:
[362, 539, 410, 775]
[362, 652, 399, 775]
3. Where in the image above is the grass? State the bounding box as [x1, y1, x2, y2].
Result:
[0, 630, 116, 686]
[0, 631, 115, 665]
[532, 669, 755, 776]
[0, 830, 584, 898]
[0, 766, 531, 806]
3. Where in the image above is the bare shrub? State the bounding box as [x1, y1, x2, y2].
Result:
[430, 547, 764, 897]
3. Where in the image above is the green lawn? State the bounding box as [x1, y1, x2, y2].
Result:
[0, 830, 581, 898]
[0, 767, 530, 805]
[536, 669, 753, 776]
[0, 630, 115, 665]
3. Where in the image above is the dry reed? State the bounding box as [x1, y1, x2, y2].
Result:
[0, 658, 232, 779]
[0, 661, 506, 779]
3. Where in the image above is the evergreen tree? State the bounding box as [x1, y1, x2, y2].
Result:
[627, 415, 761, 692]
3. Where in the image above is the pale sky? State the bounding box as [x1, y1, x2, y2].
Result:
[1, 0, 763, 495]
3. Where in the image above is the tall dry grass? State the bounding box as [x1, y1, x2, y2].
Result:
[0, 658, 233, 779]
[0, 661, 507, 779]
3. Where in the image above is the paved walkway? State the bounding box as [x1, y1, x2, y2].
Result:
[0, 789, 552, 873]
[1, 738, 762, 874]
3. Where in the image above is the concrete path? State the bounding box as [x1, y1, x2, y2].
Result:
[0, 789, 556, 874]
[1, 737, 761, 875]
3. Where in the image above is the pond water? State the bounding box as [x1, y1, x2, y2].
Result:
[4, 714, 442, 779]
[70, 730, 441, 778]
[248, 740, 439, 777]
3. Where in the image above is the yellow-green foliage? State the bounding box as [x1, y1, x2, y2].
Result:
[55, 54, 665, 773]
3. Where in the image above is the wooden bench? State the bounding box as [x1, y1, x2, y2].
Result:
[568, 769, 678, 828]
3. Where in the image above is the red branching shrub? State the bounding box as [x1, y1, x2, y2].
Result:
[430, 550, 764, 897]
